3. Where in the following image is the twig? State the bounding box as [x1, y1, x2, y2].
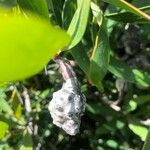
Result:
[22, 86, 33, 135]
[53, 56, 80, 91]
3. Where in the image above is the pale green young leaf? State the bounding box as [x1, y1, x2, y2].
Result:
[0, 11, 70, 83]
[0, 121, 9, 139]
[129, 124, 148, 141]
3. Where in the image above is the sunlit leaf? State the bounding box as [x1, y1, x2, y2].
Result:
[0, 11, 70, 83]
[129, 124, 148, 141]
[91, 2, 103, 26]
[67, 0, 90, 49]
[0, 121, 9, 139]
[11, 90, 22, 120]
[0, 98, 13, 115]
[89, 23, 110, 91]
[106, 139, 118, 149]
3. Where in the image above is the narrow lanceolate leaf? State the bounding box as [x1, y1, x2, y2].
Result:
[17, 0, 49, 20]
[89, 27, 110, 91]
[142, 128, 150, 150]
[105, 6, 150, 23]
[89, 6, 110, 91]
[102, 0, 150, 21]
[11, 90, 22, 120]
[0, 10, 70, 83]
[108, 57, 150, 87]
[67, 0, 90, 49]
[62, 0, 77, 29]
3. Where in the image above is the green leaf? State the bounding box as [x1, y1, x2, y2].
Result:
[142, 128, 150, 150]
[129, 124, 148, 141]
[124, 95, 150, 113]
[67, 0, 90, 49]
[86, 103, 120, 117]
[0, 11, 70, 83]
[0, 87, 13, 115]
[0, 98, 13, 115]
[89, 3, 110, 91]
[71, 44, 90, 75]
[102, 0, 150, 21]
[91, 2, 103, 26]
[0, 121, 9, 139]
[105, 6, 150, 23]
[46, 0, 64, 26]
[0, 0, 17, 7]
[19, 130, 33, 150]
[134, 95, 150, 105]
[106, 139, 118, 149]
[17, 0, 49, 20]
[89, 24, 110, 91]
[62, 0, 77, 29]
[108, 57, 150, 87]
[11, 90, 22, 120]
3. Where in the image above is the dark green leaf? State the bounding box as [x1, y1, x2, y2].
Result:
[131, 95, 150, 106]
[108, 57, 150, 87]
[17, 0, 49, 20]
[86, 103, 120, 117]
[71, 44, 90, 75]
[105, 6, 150, 23]
[62, 0, 77, 29]
[89, 23, 110, 91]
[101, 0, 150, 21]
[142, 128, 150, 150]
[19, 130, 33, 150]
[47, 0, 64, 25]
[0, 0, 17, 7]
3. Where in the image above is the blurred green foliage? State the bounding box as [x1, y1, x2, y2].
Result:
[0, 0, 150, 150]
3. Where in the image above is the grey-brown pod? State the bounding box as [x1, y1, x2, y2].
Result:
[48, 78, 86, 135]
